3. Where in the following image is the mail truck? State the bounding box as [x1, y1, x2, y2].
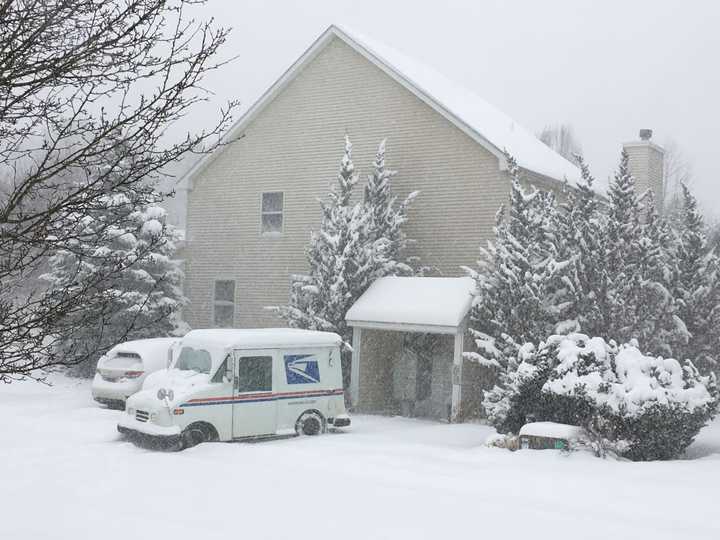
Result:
[117, 329, 349, 449]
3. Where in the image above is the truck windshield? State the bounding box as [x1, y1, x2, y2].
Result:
[174, 347, 212, 374]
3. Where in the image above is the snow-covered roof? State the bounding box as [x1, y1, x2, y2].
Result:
[345, 277, 474, 334]
[519, 422, 588, 441]
[334, 25, 581, 184]
[181, 328, 342, 351]
[181, 25, 580, 188]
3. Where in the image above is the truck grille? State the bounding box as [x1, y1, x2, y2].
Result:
[136, 410, 150, 423]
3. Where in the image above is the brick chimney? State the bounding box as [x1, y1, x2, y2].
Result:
[623, 129, 665, 212]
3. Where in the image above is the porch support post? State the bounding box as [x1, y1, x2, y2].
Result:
[450, 326, 464, 423]
[350, 326, 362, 409]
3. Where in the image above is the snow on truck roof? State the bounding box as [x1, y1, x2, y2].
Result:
[345, 277, 475, 333]
[181, 329, 342, 350]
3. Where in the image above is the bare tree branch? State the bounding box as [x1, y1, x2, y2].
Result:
[0, 0, 239, 381]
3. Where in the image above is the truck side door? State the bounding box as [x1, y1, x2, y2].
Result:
[232, 350, 277, 438]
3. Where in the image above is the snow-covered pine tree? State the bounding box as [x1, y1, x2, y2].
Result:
[604, 150, 644, 341]
[554, 155, 610, 336]
[363, 139, 418, 282]
[676, 184, 720, 373]
[465, 154, 567, 369]
[627, 191, 688, 356]
[271, 137, 417, 387]
[593, 151, 689, 355]
[42, 187, 187, 376]
[272, 136, 368, 347]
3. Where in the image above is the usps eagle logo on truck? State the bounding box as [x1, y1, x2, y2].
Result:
[284, 354, 321, 384]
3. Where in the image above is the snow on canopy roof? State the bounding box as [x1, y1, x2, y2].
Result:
[333, 25, 581, 184]
[181, 328, 341, 350]
[345, 277, 475, 333]
[519, 422, 588, 441]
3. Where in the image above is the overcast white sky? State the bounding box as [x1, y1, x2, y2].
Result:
[183, 0, 720, 217]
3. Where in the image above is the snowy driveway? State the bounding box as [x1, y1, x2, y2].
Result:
[2, 375, 720, 540]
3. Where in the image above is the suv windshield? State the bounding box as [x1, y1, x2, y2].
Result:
[174, 347, 212, 374]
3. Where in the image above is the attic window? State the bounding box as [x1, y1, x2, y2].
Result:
[261, 192, 283, 234]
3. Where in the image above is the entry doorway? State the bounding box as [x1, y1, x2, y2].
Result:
[392, 333, 453, 420]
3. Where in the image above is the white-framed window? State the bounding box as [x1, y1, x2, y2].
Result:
[212, 280, 235, 328]
[261, 192, 284, 235]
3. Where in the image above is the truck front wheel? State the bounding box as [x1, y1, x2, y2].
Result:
[180, 422, 218, 449]
[295, 411, 325, 436]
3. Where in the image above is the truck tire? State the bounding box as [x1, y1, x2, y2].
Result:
[180, 422, 218, 449]
[295, 411, 324, 436]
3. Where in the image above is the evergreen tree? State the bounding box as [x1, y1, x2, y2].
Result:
[604, 150, 643, 341]
[42, 187, 187, 376]
[676, 184, 720, 372]
[271, 137, 416, 387]
[465, 154, 568, 368]
[272, 137, 368, 346]
[627, 191, 688, 356]
[364, 139, 418, 281]
[555, 156, 611, 337]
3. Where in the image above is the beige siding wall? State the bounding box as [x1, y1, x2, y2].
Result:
[185, 37, 508, 328]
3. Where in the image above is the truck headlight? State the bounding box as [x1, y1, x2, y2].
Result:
[127, 407, 135, 416]
[150, 412, 157, 422]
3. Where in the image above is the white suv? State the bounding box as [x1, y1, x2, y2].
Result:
[92, 338, 180, 409]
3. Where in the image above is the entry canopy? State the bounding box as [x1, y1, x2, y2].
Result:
[345, 277, 475, 334]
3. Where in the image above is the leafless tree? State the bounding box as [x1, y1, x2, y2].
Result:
[538, 124, 583, 162]
[0, 0, 238, 381]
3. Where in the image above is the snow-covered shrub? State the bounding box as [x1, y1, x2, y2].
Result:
[485, 334, 718, 460]
[547, 337, 718, 460]
[484, 338, 598, 434]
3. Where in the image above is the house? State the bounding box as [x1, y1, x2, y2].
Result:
[181, 25, 665, 421]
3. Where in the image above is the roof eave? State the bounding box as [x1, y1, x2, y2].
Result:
[345, 319, 461, 335]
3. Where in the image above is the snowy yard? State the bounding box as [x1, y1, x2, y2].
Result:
[3, 375, 720, 540]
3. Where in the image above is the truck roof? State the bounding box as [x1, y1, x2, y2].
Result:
[181, 328, 342, 350]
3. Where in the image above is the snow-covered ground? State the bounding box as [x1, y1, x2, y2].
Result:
[2, 374, 720, 540]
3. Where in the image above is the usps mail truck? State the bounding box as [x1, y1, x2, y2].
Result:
[117, 329, 350, 449]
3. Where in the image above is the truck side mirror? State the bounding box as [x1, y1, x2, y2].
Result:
[226, 359, 233, 384]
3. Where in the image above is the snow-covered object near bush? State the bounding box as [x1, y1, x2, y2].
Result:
[519, 421, 588, 441]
